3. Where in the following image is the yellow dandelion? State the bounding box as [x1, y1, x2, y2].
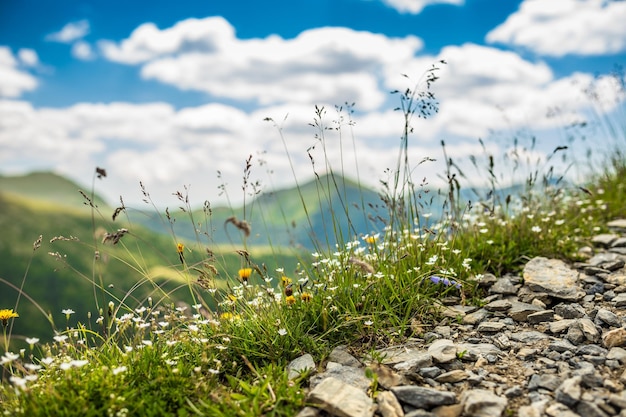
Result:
[238, 268, 252, 283]
[301, 292, 313, 302]
[281, 276, 292, 287]
[0, 309, 19, 326]
[220, 312, 234, 321]
[285, 295, 296, 306]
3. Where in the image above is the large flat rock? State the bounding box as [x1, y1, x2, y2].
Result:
[523, 257, 584, 301]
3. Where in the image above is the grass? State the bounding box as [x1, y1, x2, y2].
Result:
[1, 65, 625, 416]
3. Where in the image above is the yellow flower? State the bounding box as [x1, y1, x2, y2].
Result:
[0, 309, 19, 326]
[220, 312, 234, 321]
[177, 243, 185, 264]
[281, 276, 292, 287]
[365, 235, 377, 244]
[301, 292, 313, 302]
[285, 295, 296, 306]
[238, 268, 252, 283]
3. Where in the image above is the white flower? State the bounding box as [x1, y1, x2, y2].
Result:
[364, 320, 373, 326]
[278, 328, 287, 336]
[10, 376, 27, 389]
[53, 335, 68, 343]
[62, 309, 75, 315]
[25, 337, 39, 345]
[40, 357, 54, 366]
[531, 226, 542, 233]
[112, 366, 127, 375]
[71, 359, 89, 368]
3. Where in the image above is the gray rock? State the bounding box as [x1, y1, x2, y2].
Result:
[607, 219, 626, 231]
[607, 347, 626, 363]
[376, 391, 403, 417]
[461, 389, 507, 417]
[288, 354, 316, 379]
[595, 308, 622, 327]
[554, 303, 587, 319]
[614, 292, 626, 307]
[508, 301, 543, 322]
[329, 346, 361, 367]
[307, 377, 374, 417]
[549, 318, 577, 333]
[555, 375, 582, 407]
[484, 299, 512, 312]
[428, 339, 457, 364]
[592, 234, 620, 248]
[456, 343, 502, 362]
[509, 330, 550, 344]
[527, 310, 554, 324]
[528, 374, 561, 391]
[310, 364, 371, 391]
[489, 278, 519, 295]
[390, 386, 457, 409]
[477, 321, 506, 333]
[518, 400, 548, 417]
[435, 369, 469, 383]
[576, 400, 610, 417]
[523, 257, 584, 301]
[463, 308, 490, 325]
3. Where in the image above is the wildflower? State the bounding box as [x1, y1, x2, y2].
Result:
[220, 312, 234, 321]
[0, 309, 19, 326]
[177, 243, 185, 264]
[364, 234, 378, 244]
[112, 366, 127, 376]
[53, 335, 68, 343]
[281, 276, 292, 287]
[301, 292, 313, 302]
[285, 295, 296, 306]
[0, 352, 20, 365]
[429, 275, 461, 289]
[531, 226, 542, 233]
[238, 268, 252, 284]
[25, 337, 39, 348]
[62, 309, 75, 320]
[278, 328, 287, 336]
[364, 320, 373, 326]
[10, 376, 27, 390]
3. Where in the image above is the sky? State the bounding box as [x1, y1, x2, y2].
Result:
[1, 0, 625, 208]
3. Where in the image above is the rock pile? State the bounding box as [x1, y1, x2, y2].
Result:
[292, 219, 626, 417]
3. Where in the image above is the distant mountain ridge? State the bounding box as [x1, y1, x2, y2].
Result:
[0, 171, 109, 210]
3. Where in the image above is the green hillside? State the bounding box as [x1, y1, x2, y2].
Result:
[0, 173, 305, 347]
[0, 171, 109, 210]
[130, 173, 393, 251]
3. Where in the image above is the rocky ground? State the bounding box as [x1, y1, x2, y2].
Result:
[289, 219, 626, 417]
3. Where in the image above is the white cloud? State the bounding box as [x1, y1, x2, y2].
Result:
[17, 49, 39, 67]
[486, 0, 626, 56]
[379, 0, 464, 14]
[100, 17, 423, 111]
[46, 20, 91, 43]
[72, 41, 96, 60]
[0, 47, 38, 98]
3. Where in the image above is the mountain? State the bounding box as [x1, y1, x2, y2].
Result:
[0, 171, 109, 210]
[127, 172, 393, 251]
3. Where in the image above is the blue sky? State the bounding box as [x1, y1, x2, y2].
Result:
[1, 0, 625, 207]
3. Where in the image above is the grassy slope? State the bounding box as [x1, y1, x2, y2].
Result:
[0, 173, 304, 346]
